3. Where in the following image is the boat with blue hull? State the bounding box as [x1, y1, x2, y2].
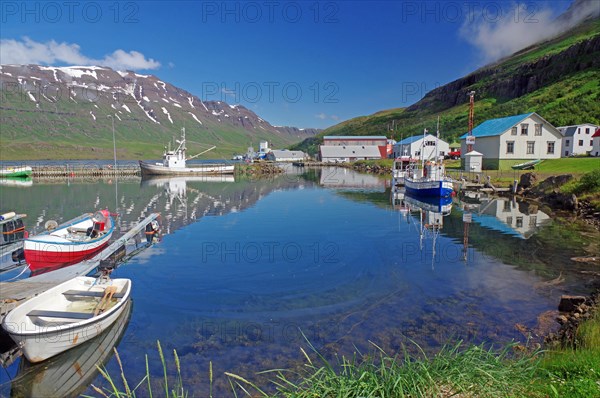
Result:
[404, 174, 454, 198]
[403, 124, 453, 198]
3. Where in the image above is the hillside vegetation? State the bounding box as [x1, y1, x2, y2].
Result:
[293, 19, 600, 154]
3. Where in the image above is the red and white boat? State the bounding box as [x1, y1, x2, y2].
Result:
[24, 210, 114, 271]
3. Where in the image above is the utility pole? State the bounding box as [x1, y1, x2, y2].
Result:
[467, 91, 476, 153]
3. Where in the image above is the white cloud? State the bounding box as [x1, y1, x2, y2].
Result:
[316, 113, 339, 121]
[460, 1, 600, 63]
[0, 37, 160, 70]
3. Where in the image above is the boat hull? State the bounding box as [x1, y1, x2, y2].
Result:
[24, 213, 114, 270]
[0, 166, 32, 178]
[139, 160, 235, 176]
[404, 179, 453, 198]
[1, 276, 131, 362]
[11, 300, 132, 398]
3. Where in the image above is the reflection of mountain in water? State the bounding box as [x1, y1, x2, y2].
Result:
[9, 300, 132, 398]
[0, 174, 319, 242]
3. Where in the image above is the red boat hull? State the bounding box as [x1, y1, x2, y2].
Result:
[25, 241, 109, 271]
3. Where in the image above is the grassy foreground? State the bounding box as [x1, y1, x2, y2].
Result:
[91, 303, 599, 397]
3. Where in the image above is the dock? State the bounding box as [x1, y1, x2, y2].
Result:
[0, 213, 160, 322]
[31, 165, 140, 178]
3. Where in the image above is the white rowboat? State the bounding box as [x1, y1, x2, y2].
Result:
[1, 276, 131, 362]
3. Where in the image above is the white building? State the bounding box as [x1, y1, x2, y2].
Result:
[393, 133, 450, 160]
[557, 123, 599, 157]
[320, 145, 384, 163]
[592, 128, 600, 157]
[320, 136, 388, 163]
[459, 112, 562, 169]
[266, 150, 307, 162]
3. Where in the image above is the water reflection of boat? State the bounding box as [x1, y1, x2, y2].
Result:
[0, 177, 32, 187]
[404, 194, 453, 214]
[399, 192, 453, 264]
[9, 300, 131, 398]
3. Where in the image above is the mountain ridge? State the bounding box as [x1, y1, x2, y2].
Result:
[0, 64, 319, 160]
[292, 14, 600, 154]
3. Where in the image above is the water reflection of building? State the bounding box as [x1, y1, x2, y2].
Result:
[319, 167, 389, 191]
[458, 195, 551, 239]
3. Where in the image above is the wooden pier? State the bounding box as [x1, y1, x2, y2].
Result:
[31, 165, 140, 178]
[0, 213, 160, 322]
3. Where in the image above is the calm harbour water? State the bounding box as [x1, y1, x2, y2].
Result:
[0, 166, 598, 396]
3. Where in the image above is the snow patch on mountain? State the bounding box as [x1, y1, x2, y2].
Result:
[189, 112, 203, 125]
[162, 107, 173, 124]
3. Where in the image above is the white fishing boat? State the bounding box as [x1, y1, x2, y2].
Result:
[139, 127, 235, 176]
[1, 276, 131, 362]
[404, 123, 453, 198]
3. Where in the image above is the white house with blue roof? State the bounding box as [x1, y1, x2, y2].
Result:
[393, 133, 450, 160]
[459, 112, 562, 169]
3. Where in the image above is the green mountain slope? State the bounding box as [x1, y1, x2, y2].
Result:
[0, 66, 318, 160]
[293, 18, 600, 154]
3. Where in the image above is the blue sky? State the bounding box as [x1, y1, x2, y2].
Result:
[0, 1, 577, 128]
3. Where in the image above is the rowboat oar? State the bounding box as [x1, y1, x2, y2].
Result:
[94, 286, 117, 316]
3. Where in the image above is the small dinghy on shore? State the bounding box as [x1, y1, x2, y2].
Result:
[1, 276, 131, 362]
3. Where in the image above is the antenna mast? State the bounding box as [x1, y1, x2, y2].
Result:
[467, 91, 476, 153]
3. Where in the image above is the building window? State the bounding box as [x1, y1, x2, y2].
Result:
[503, 200, 511, 212]
[579, 140, 584, 146]
[425, 140, 436, 146]
[591, 140, 594, 146]
[565, 151, 569, 156]
[521, 124, 528, 135]
[415, 151, 420, 156]
[511, 127, 517, 135]
[529, 216, 537, 226]
[566, 139, 570, 146]
[506, 217, 513, 225]
[535, 124, 542, 136]
[506, 141, 514, 154]
[586, 128, 590, 134]
[516, 217, 523, 228]
[547, 141, 555, 154]
[527, 141, 535, 155]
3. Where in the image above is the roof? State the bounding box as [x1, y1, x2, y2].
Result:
[323, 136, 387, 140]
[464, 150, 482, 156]
[593, 128, 600, 138]
[397, 135, 424, 145]
[560, 126, 578, 137]
[269, 150, 306, 158]
[459, 113, 533, 139]
[320, 145, 384, 158]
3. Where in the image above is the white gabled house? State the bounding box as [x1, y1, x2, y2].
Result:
[459, 112, 562, 169]
[557, 123, 599, 157]
[266, 150, 307, 162]
[393, 134, 450, 160]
